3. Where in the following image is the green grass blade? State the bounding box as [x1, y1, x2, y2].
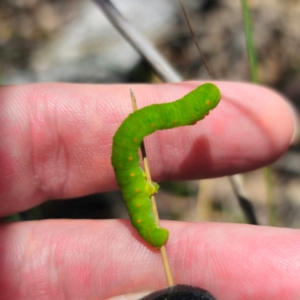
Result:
[241, 0, 258, 83]
[241, 0, 277, 226]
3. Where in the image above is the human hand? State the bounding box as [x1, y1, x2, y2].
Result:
[0, 82, 296, 300]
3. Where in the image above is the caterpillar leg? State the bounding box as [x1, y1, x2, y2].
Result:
[140, 167, 160, 195]
[146, 181, 159, 195]
[148, 227, 169, 248]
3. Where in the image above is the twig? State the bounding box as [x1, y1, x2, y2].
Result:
[93, 0, 181, 82]
[130, 89, 174, 287]
[229, 175, 258, 225]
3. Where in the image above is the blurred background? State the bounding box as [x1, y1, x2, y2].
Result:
[1, 0, 300, 228]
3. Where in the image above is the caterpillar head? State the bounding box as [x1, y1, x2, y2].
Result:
[191, 83, 221, 117]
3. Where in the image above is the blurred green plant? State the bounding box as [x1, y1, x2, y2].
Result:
[241, 0, 276, 226]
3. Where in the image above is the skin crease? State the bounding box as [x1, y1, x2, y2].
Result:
[0, 81, 297, 300]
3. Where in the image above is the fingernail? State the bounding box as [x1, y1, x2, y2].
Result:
[105, 291, 151, 300]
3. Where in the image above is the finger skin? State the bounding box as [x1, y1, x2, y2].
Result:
[0, 220, 299, 300]
[0, 82, 294, 216]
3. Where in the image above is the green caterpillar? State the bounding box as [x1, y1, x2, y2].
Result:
[111, 83, 221, 248]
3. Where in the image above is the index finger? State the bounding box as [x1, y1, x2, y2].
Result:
[0, 81, 294, 216]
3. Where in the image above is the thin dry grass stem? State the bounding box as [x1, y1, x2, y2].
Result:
[264, 167, 276, 226]
[196, 180, 214, 222]
[130, 89, 174, 287]
[179, 0, 217, 79]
